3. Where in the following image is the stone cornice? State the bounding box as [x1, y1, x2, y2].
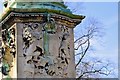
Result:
[0, 8, 85, 28]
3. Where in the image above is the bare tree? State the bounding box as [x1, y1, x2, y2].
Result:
[74, 17, 114, 79]
[65, 2, 115, 78]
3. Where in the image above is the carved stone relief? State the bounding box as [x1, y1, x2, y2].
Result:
[1, 25, 16, 77]
[22, 22, 71, 78]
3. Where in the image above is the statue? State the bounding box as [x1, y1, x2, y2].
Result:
[4, 0, 14, 8]
[4, 0, 8, 8]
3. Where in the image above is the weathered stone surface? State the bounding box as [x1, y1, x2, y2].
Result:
[0, 1, 85, 78]
[16, 22, 75, 78]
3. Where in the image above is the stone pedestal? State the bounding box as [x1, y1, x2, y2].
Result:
[16, 22, 75, 78]
[0, 1, 85, 78]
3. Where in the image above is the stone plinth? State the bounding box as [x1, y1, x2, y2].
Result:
[0, 2, 85, 78]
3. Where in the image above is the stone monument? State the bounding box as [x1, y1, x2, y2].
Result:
[0, 0, 85, 79]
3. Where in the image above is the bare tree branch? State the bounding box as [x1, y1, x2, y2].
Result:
[74, 15, 113, 78]
[77, 62, 111, 79]
[74, 38, 88, 50]
[75, 36, 90, 68]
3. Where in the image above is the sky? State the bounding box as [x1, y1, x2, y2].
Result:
[84, 1, 118, 72]
[66, 2, 118, 78]
[0, 1, 118, 78]
[83, 2, 118, 66]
